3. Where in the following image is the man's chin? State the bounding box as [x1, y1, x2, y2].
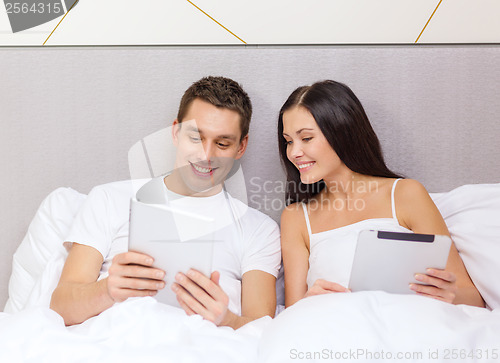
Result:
[182, 173, 226, 196]
[185, 182, 224, 196]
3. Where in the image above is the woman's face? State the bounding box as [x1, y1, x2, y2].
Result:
[282, 106, 343, 184]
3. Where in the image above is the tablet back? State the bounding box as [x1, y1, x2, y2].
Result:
[128, 198, 217, 307]
[348, 230, 452, 294]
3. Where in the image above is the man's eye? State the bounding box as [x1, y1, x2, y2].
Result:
[217, 142, 230, 148]
[190, 136, 201, 142]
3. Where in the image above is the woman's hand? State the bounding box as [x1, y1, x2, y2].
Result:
[172, 269, 230, 326]
[304, 279, 350, 298]
[409, 268, 457, 303]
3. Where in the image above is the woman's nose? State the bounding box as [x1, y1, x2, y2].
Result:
[290, 142, 304, 159]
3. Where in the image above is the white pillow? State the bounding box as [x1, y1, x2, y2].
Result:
[4, 188, 86, 313]
[430, 183, 500, 310]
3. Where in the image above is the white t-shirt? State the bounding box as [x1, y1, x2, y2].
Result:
[65, 179, 281, 315]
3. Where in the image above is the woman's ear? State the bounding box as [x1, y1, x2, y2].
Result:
[235, 135, 249, 160]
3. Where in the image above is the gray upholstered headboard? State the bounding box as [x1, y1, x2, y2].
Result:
[1, 45, 499, 307]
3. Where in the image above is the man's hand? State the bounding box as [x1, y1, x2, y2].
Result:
[172, 269, 230, 326]
[106, 251, 166, 302]
[410, 268, 457, 304]
[304, 279, 350, 298]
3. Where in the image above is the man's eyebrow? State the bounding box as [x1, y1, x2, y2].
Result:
[185, 125, 200, 133]
[185, 126, 237, 141]
[218, 135, 237, 141]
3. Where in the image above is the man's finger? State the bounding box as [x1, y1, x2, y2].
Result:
[186, 270, 225, 302]
[111, 275, 164, 291]
[120, 264, 165, 281]
[172, 282, 207, 315]
[210, 271, 220, 285]
[174, 272, 217, 308]
[113, 251, 155, 266]
[177, 295, 196, 316]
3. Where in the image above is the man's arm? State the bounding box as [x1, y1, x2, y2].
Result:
[173, 269, 276, 329]
[50, 243, 166, 326]
[229, 270, 276, 328]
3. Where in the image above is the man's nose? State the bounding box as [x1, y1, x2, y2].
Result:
[200, 141, 216, 161]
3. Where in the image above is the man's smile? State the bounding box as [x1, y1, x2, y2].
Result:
[190, 162, 218, 177]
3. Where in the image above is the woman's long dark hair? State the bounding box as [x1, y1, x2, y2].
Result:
[278, 80, 403, 205]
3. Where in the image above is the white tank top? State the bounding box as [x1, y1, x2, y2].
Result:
[303, 178, 412, 289]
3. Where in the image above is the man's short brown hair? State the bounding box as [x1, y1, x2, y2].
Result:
[177, 76, 252, 141]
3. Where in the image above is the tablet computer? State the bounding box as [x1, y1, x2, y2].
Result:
[348, 230, 452, 294]
[128, 198, 219, 307]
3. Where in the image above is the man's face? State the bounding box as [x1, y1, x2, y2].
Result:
[171, 98, 248, 196]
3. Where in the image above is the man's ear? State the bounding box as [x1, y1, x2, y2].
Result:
[171, 119, 181, 147]
[235, 135, 249, 160]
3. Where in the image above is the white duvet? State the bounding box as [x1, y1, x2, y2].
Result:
[0, 248, 266, 363]
[1, 291, 499, 362]
[0, 295, 269, 363]
[260, 292, 500, 363]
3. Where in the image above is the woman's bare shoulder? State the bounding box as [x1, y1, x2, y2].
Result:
[281, 201, 305, 222]
[396, 178, 429, 199]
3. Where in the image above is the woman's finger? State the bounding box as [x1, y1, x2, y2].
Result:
[414, 291, 449, 303]
[314, 279, 349, 292]
[425, 269, 456, 283]
[410, 283, 455, 303]
[414, 273, 450, 290]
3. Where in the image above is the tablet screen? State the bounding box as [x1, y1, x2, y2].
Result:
[128, 198, 219, 307]
[348, 230, 452, 294]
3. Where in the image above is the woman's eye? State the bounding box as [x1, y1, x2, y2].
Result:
[285, 140, 293, 145]
[190, 136, 201, 142]
[302, 137, 312, 142]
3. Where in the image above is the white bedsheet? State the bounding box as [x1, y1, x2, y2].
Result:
[259, 292, 500, 363]
[0, 297, 271, 363]
[0, 248, 270, 363]
[2, 292, 499, 362]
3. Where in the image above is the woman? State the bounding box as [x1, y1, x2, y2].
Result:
[278, 80, 484, 308]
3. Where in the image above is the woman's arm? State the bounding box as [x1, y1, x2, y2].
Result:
[281, 204, 311, 307]
[396, 179, 485, 307]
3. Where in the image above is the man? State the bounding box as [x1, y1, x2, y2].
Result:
[50, 76, 281, 329]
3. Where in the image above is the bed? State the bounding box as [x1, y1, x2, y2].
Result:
[0, 45, 499, 362]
